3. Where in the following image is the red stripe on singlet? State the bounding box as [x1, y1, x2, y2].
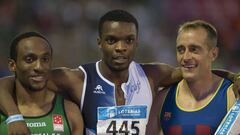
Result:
[196, 125, 211, 135]
[168, 125, 182, 135]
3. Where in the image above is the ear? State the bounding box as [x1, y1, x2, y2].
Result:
[97, 36, 102, 49]
[8, 59, 16, 72]
[211, 47, 219, 61]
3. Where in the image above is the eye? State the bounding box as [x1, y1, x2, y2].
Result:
[189, 47, 199, 53]
[106, 37, 116, 45]
[126, 37, 135, 44]
[25, 56, 34, 63]
[177, 46, 185, 54]
[42, 56, 50, 63]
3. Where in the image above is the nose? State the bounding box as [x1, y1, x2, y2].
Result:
[115, 41, 127, 52]
[34, 60, 44, 72]
[183, 50, 192, 61]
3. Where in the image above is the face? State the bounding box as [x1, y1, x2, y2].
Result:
[9, 37, 52, 91]
[176, 28, 218, 81]
[98, 21, 138, 71]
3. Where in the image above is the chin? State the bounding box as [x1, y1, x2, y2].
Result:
[30, 83, 47, 91]
[111, 63, 129, 71]
[183, 73, 196, 81]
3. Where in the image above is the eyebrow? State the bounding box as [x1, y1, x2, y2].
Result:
[23, 51, 51, 57]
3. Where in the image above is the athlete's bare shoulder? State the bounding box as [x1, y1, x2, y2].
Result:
[51, 67, 85, 105]
[0, 76, 15, 91]
[52, 67, 84, 82]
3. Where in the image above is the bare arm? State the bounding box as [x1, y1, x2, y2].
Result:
[64, 99, 84, 135]
[0, 76, 17, 115]
[146, 88, 169, 135]
[0, 76, 30, 134]
[0, 67, 84, 114]
[212, 69, 235, 82]
[142, 63, 182, 92]
[212, 69, 240, 99]
[0, 67, 84, 113]
[51, 67, 84, 105]
[227, 85, 237, 110]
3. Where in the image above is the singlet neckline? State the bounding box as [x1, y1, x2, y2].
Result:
[22, 94, 57, 118]
[175, 79, 224, 112]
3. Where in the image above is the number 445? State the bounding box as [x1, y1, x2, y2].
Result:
[106, 120, 140, 135]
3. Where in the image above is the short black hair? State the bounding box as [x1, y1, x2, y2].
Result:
[98, 9, 138, 36]
[10, 31, 52, 60]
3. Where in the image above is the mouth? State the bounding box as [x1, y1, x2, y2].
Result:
[112, 56, 128, 64]
[29, 75, 46, 82]
[182, 64, 197, 70]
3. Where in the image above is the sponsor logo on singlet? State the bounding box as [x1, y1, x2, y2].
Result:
[53, 115, 64, 132]
[27, 122, 47, 127]
[93, 85, 106, 94]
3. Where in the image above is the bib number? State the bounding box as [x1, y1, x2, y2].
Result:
[97, 105, 147, 135]
[106, 120, 139, 135]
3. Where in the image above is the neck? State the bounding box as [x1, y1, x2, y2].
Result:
[183, 73, 220, 100]
[99, 61, 129, 85]
[15, 80, 51, 106]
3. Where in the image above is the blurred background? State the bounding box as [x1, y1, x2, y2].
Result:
[0, 0, 239, 77]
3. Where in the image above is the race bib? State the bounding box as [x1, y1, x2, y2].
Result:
[97, 105, 147, 135]
[215, 100, 240, 135]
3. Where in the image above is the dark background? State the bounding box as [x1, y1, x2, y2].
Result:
[0, 0, 239, 77]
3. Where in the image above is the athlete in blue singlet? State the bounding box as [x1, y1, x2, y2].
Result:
[146, 20, 237, 135]
[161, 79, 233, 135]
[80, 61, 153, 134]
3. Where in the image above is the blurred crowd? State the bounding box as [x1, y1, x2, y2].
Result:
[0, 0, 239, 77]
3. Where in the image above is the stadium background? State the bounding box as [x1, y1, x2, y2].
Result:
[0, 0, 239, 77]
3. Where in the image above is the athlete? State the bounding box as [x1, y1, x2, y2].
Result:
[146, 20, 237, 135]
[0, 32, 83, 134]
[0, 10, 237, 135]
[0, 9, 181, 135]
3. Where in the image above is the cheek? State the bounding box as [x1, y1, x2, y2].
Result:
[43, 63, 52, 69]
[129, 46, 137, 54]
[176, 54, 182, 62]
[16, 65, 30, 73]
[129, 48, 136, 56]
[16, 69, 29, 79]
[198, 56, 211, 68]
[103, 50, 112, 59]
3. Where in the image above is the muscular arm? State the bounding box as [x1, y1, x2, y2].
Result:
[0, 76, 30, 134]
[146, 88, 169, 135]
[143, 63, 238, 95]
[212, 69, 235, 82]
[227, 85, 237, 110]
[0, 76, 17, 115]
[0, 67, 85, 114]
[142, 63, 182, 94]
[212, 69, 240, 98]
[64, 99, 84, 135]
[51, 67, 84, 106]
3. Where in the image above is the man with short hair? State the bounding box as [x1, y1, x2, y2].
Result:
[0, 32, 83, 134]
[146, 20, 237, 135]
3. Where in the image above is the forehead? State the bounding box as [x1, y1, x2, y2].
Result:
[17, 37, 51, 56]
[101, 21, 137, 37]
[176, 28, 208, 46]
